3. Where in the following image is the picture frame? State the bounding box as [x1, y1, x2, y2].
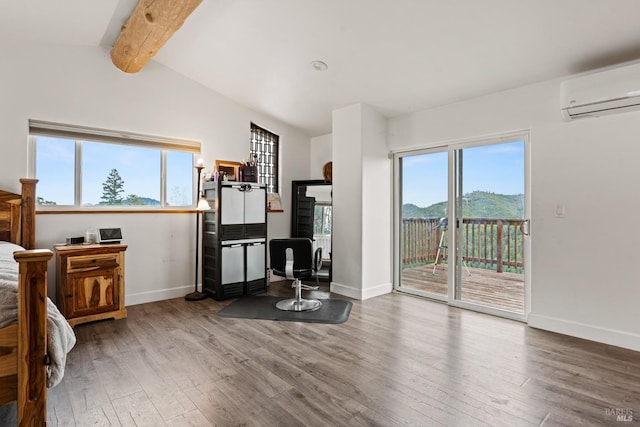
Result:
[267, 193, 283, 212]
[215, 160, 242, 181]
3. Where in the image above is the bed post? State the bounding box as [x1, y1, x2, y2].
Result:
[19, 178, 38, 250]
[14, 249, 52, 427]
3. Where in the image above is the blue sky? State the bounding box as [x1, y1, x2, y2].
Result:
[82, 142, 161, 204]
[37, 137, 523, 208]
[36, 137, 194, 206]
[402, 140, 525, 208]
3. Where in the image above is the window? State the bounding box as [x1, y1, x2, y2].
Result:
[30, 120, 200, 209]
[313, 204, 332, 236]
[250, 123, 279, 193]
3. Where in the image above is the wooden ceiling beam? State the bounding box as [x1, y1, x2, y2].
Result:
[111, 0, 203, 73]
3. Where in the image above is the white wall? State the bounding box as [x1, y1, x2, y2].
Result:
[360, 105, 392, 299]
[0, 42, 310, 303]
[310, 133, 332, 180]
[332, 105, 363, 294]
[388, 80, 640, 351]
[331, 104, 392, 300]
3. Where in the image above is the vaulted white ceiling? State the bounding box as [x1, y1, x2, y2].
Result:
[3, 1, 640, 136]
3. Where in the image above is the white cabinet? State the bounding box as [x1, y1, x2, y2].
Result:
[220, 187, 245, 224]
[221, 244, 245, 284]
[220, 183, 266, 225]
[244, 188, 267, 224]
[246, 241, 266, 284]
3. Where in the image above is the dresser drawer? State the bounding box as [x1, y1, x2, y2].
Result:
[67, 253, 119, 273]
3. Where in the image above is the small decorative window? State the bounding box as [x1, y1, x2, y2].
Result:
[250, 123, 279, 193]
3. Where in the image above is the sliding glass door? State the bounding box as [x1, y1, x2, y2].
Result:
[394, 134, 529, 320]
[454, 141, 527, 316]
[397, 148, 449, 300]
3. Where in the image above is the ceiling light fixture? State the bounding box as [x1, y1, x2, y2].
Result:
[310, 60, 328, 71]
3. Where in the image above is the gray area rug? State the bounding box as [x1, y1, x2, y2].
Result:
[217, 296, 352, 324]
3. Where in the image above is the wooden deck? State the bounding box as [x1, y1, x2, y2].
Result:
[401, 263, 524, 314]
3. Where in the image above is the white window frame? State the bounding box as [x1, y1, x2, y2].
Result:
[28, 120, 201, 210]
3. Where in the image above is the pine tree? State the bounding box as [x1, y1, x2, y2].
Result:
[100, 169, 125, 205]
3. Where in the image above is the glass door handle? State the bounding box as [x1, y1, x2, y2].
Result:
[520, 219, 531, 236]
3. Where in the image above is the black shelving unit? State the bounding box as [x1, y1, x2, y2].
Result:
[202, 181, 267, 300]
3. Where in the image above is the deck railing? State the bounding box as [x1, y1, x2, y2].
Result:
[402, 218, 524, 273]
[313, 234, 332, 260]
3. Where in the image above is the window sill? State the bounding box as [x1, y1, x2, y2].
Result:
[37, 208, 194, 214]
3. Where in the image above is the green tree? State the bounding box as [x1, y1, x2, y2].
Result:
[126, 194, 144, 205]
[36, 196, 56, 205]
[100, 169, 125, 205]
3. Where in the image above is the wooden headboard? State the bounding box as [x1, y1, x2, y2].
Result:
[0, 178, 37, 249]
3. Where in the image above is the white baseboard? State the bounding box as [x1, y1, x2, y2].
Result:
[126, 284, 194, 306]
[528, 313, 640, 352]
[330, 281, 392, 300]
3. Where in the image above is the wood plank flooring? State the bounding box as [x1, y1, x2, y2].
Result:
[4, 281, 638, 426]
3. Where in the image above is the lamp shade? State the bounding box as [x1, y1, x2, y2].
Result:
[197, 197, 211, 211]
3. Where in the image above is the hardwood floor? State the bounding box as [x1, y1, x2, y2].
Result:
[22, 282, 640, 426]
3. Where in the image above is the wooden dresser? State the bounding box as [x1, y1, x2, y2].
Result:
[55, 244, 127, 327]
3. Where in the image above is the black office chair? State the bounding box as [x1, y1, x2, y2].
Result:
[269, 238, 323, 312]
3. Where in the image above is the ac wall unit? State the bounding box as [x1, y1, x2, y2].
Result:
[560, 61, 640, 121]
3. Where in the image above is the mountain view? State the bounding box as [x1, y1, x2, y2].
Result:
[403, 191, 524, 219]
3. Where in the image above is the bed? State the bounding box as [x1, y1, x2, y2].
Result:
[0, 178, 75, 426]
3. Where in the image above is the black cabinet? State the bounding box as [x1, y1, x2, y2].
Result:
[202, 181, 267, 300]
[293, 196, 315, 239]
